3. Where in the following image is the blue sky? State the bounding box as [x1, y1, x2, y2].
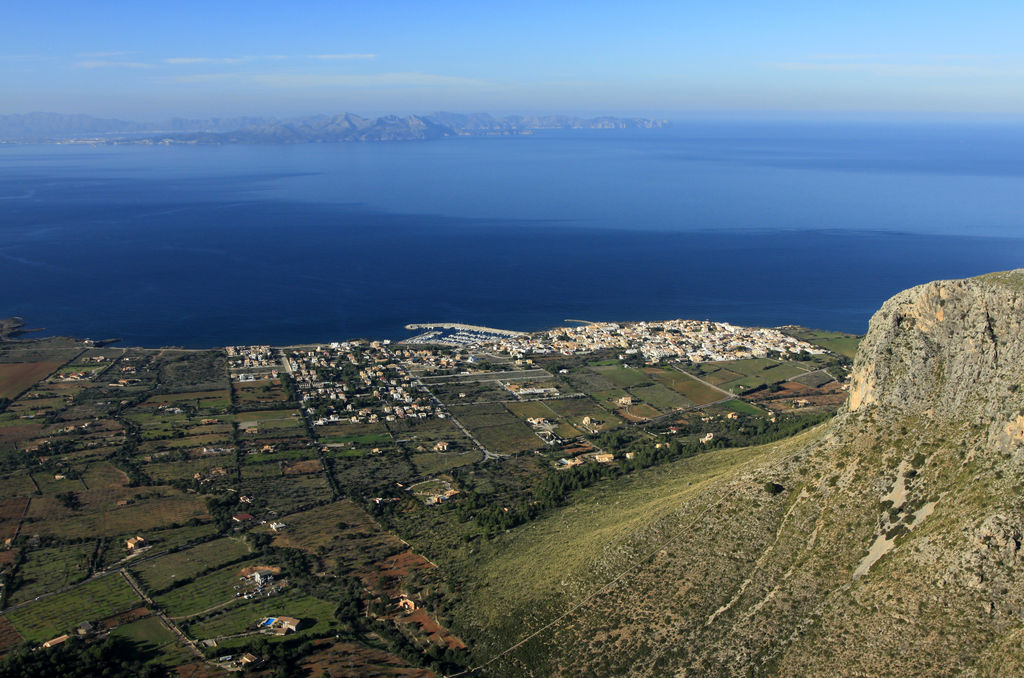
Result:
[3, 1, 1024, 119]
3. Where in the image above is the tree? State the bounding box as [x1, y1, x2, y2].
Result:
[55, 491, 81, 511]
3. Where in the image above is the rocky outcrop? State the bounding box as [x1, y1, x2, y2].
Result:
[849, 270, 1024, 419]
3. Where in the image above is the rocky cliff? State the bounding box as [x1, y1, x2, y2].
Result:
[450, 270, 1024, 676]
[849, 270, 1024, 422]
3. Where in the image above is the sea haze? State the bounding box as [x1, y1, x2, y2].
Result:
[3, 121, 1024, 347]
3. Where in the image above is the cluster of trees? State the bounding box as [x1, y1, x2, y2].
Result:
[205, 492, 244, 532]
[106, 417, 153, 487]
[453, 490, 541, 535]
[54, 490, 81, 510]
[0, 636, 165, 678]
[279, 373, 300, 404]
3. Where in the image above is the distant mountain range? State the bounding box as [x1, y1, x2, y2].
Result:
[0, 111, 669, 144]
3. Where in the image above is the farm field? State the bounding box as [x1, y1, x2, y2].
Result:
[544, 397, 622, 431]
[261, 498, 424, 583]
[5, 574, 141, 643]
[154, 557, 266, 618]
[110, 616, 192, 667]
[318, 430, 392, 446]
[427, 380, 515, 405]
[470, 420, 544, 454]
[109, 522, 220, 567]
[504, 400, 559, 420]
[688, 358, 811, 394]
[131, 537, 251, 592]
[782, 327, 862, 358]
[588, 365, 649, 388]
[232, 379, 288, 406]
[411, 450, 483, 475]
[6, 543, 94, 604]
[655, 370, 727, 406]
[24, 491, 209, 538]
[789, 370, 835, 388]
[0, 474, 38, 499]
[82, 461, 130, 489]
[0, 617, 23, 654]
[629, 383, 694, 411]
[716, 399, 766, 416]
[0, 362, 63, 399]
[618, 402, 661, 422]
[0, 497, 30, 540]
[186, 589, 338, 643]
[261, 499, 381, 555]
[236, 474, 332, 513]
[299, 639, 432, 678]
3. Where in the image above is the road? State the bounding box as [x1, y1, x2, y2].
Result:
[407, 374, 502, 460]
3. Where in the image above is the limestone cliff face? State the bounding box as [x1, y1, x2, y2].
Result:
[849, 270, 1024, 423]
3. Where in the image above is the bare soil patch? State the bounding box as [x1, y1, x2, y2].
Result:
[300, 638, 434, 677]
[0, 615, 24, 653]
[0, 362, 62, 399]
[282, 459, 323, 475]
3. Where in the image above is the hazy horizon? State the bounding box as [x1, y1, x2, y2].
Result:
[5, 1, 1024, 120]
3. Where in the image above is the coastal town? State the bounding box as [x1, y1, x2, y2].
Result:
[0, 317, 855, 675]
[485, 318, 826, 362]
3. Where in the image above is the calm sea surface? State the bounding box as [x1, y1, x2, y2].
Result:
[2, 121, 1024, 347]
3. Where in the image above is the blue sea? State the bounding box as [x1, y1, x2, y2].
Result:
[3, 121, 1024, 348]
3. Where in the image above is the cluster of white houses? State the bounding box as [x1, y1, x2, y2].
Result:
[284, 342, 446, 427]
[488, 319, 824, 363]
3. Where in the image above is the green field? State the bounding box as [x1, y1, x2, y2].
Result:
[154, 557, 264, 618]
[428, 380, 514, 404]
[450, 403, 519, 429]
[236, 474, 332, 513]
[242, 461, 283, 478]
[654, 371, 723, 406]
[109, 522, 219, 567]
[0, 472, 39, 499]
[145, 457, 232, 482]
[629, 383, 694, 411]
[185, 589, 338, 641]
[588, 365, 649, 389]
[718, 398, 766, 416]
[544, 398, 622, 431]
[7, 544, 94, 604]
[319, 432, 392, 446]
[131, 537, 251, 592]
[504, 401, 560, 420]
[782, 328, 862, 359]
[471, 421, 544, 454]
[110, 616, 192, 667]
[688, 359, 811, 394]
[791, 370, 835, 388]
[6, 574, 142, 643]
[82, 462, 129, 489]
[315, 421, 390, 439]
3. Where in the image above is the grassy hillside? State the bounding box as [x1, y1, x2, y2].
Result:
[445, 427, 826, 673]
[444, 407, 1024, 676]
